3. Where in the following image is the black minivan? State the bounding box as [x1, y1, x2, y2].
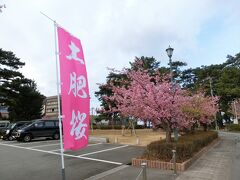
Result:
[2, 121, 31, 140]
[15, 119, 60, 142]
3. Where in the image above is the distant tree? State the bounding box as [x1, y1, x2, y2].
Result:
[0, 48, 25, 84]
[182, 92, 218, 131]
[95, 71, 127, 125]
[129, 56, 160, 75]
[0, 48, 25, 106]
[171, 60, 187, 83]
[0, 49, 44, 121]
[6, 80, 45, 120]
[181, 53, 240, 121]
[181, 64, 223, 93]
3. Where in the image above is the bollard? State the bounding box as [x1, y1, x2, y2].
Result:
[172, 149, 177, 175]
[136, 137, 140, 145]
[141, 162, 147, 180]
[114, 137, 118, 144]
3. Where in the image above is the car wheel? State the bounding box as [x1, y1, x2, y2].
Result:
[53, 133, 60, 140]
[8, 136, 13, 141]
[23, 135, 32, 142]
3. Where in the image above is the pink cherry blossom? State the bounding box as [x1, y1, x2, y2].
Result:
[105, 70, 218, 142]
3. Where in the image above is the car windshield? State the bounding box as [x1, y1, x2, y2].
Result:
[24, 122, 35, 128]
[16, 123, 31, 129]
[7, 123, 12, 128]
[10, 123, 16, 129]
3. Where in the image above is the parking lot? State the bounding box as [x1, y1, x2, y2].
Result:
[0, 139, 145, 180]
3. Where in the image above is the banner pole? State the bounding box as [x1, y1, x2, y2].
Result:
[40, 12, 65, 179]
[54, 21, 66, 180]
[40, 11, 66, 180]
[40, 12, 66, 180]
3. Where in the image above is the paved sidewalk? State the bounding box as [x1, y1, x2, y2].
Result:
[176, 132, 237, 180]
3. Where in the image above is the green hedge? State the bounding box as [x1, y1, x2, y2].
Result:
[144, 131, 218, 162]
[226, 124, 240, 131]
[91, 125, 122, 130]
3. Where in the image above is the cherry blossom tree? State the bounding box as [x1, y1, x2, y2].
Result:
[105, 70, 192, 143]
[182, 92, 219, 131]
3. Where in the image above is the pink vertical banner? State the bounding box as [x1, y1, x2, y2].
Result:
[57, 27, 89, 151]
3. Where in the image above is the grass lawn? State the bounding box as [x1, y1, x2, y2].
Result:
[89, 129, 165, 146]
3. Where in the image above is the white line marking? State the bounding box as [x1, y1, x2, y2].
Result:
[28, 143, 60, 149]
[49, 149, 61, 152]
[84, 165, 129, 180]
[0, 140, 60, 146]
[49, 143, 102, 152]
[0, 143, 122, 165]
[79, 145, 129, 157]
[87, 142, 102, 147]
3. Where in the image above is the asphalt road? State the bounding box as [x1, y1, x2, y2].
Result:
[0, 139, 144, 180]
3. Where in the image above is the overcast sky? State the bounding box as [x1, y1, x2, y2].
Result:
[0, 0, 240, 109]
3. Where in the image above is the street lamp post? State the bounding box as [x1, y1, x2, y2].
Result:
[166, 45, 174, 83]
[166, 45, 178, 141]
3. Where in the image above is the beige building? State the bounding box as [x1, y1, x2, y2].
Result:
[0, 106, 9, 119]
[231, 100, 240, 124]
[43, 96, 60, 118]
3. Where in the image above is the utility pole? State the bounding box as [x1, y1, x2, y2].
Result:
[208, 77, 218, 130]
[233, 101, 238, 124]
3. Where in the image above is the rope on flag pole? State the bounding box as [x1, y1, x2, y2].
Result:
[40, 12, 66, 180]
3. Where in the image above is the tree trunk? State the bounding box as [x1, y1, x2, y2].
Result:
[203, 124, 207, 131]
[132, 121, 136, 136]
[165, 124, 172, 143]
[190, 124, 195, 133]
[144, 121, 147, 128]
[111, 115, 114, 129]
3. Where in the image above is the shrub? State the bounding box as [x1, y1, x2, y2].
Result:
[144, 131, 218, 162]
[226, 124, 240, 131]
[135, 125, 145, 129]
[91, 124, 144, 130]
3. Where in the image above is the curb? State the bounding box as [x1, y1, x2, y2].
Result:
[89, 136, 109, 143]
